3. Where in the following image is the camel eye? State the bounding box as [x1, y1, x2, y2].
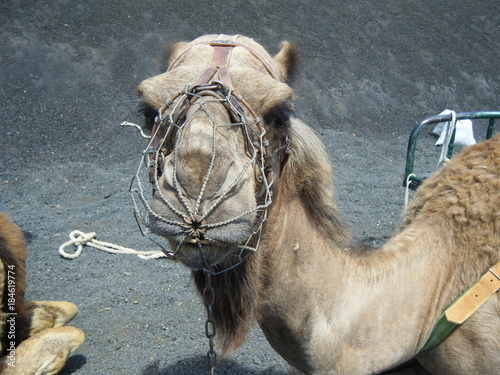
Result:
[272, 113, 290, 129]
[264, 104, 292, 130]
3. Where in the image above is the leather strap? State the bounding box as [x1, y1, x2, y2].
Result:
[196, 41, 246, 115]
[198, 42, 235, 86]
[167, 35, 281, 81]
[445, 262, 500, 324]
[421, 261, 500, 351]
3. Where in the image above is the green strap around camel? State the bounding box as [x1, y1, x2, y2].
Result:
[421, 261, 500, 351]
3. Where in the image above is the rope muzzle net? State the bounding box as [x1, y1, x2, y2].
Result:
[130, 81, 274, 273]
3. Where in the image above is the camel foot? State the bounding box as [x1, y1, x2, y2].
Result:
[0, 326, 85, 375]
[24, 301, 79, 337]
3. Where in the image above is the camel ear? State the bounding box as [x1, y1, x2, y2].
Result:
[274, 41, 299, 82]
[166, 41, 188, 70]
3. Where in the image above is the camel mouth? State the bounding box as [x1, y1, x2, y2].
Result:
[185, 238, 209, 244]
[167, 241, 242, 270]
[144, 211, 259, 270]
[147, 211, 256, 243]
[158, 233, 253, 270]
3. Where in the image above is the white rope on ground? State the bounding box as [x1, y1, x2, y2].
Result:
[58, 230, 166, 260]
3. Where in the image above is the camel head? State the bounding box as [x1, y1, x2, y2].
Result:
[134, 35, 297, 270]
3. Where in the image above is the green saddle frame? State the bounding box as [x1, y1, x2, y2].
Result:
[404, 111, 500, 190]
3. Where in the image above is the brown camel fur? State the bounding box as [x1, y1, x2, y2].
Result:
[137, 34, 499, 375]
[0, 212, 84, 374]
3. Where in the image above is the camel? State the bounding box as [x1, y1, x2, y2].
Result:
[0, 212, 84, 375]
[135, 34, 499, 374]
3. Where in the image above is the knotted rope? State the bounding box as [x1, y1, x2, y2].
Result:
[58, 230, 166, 260]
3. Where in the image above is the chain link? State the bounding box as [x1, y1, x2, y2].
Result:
[203, 269, 218, 374]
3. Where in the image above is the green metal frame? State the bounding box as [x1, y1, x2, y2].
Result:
[404, 111, 500, 190]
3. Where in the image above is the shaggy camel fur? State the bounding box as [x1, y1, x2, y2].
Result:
[0, 212, 84, 375]
[138, 34, 499, 375]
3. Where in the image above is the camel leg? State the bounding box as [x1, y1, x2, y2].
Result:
[0, 326, 84, 375]
[23, 301, 79, 337]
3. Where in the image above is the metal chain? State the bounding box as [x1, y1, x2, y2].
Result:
[202, 269, 217, 374]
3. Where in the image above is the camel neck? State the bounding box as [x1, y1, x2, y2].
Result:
[257, 194, 457, 373]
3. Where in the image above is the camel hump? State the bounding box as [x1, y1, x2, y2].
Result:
[431, 133, 499, 214]
[452, 132, 500, 175]
[406, 134, 499, 220]
[404, 134, 500, 277]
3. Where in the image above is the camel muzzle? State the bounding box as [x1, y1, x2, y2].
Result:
[130, 81, 274, 271]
